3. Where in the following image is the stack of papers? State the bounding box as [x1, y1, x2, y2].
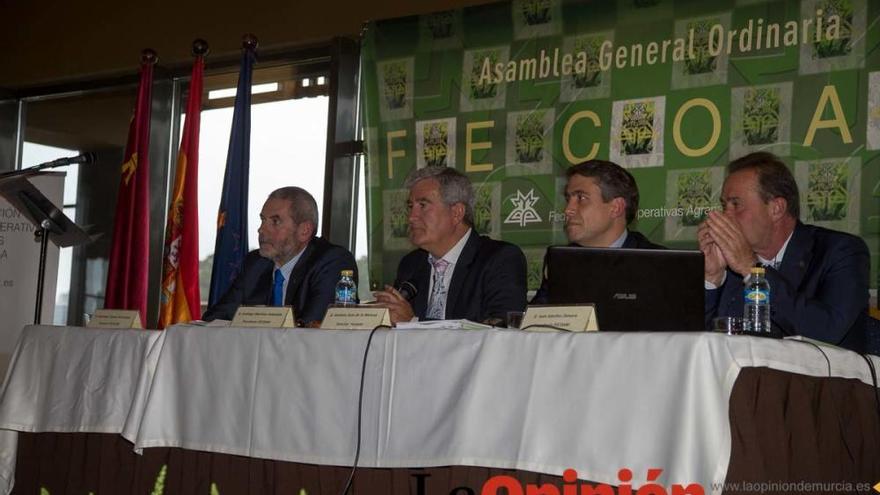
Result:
[395, 319, 493, 330]
[186, 320, 232, 327]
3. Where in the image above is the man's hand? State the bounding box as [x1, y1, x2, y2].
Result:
[698, 221, 726, 286]
[703, 210, 756, 277]
[372, 285, 415, 325]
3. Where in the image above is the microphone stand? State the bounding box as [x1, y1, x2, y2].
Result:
[0, 173, 91, 324]
[34, 219, 53, 324]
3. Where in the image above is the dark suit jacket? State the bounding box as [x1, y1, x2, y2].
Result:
[394, 230, 527, 322]
[530, 230, 665, 304]
[203, 237, 357, 324]
[705, 222, 869, 353]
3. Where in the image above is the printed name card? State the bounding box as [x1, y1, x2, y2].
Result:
[87, 309, 143, 329]
[232, 306, 295, 328]
[520, 304, 598, 332]
[321, 306, 391, 330]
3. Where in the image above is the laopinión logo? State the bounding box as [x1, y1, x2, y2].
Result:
[410, 467, 704, 495]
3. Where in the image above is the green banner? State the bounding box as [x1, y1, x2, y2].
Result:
[361, 0, 880, 292]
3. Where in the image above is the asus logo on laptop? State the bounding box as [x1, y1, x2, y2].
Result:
[612, 293, 637, 300]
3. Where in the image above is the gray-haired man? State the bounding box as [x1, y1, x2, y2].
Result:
[374, 167, 527, 325]
[203, 186, 357, 326]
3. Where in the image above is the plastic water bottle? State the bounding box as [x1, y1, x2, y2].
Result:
[743, 266, 771, 333]
[334, 270, 357, 306]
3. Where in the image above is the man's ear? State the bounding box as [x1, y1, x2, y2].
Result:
[769, 197, 787, 221]
[297, 221, 316, 241]
[610, 197, 626, 219]
[451, 202, 466, 224]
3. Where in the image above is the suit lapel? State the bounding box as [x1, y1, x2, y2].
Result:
[777, 223, 811, 291]
[445, 231, 479, 318]
[285, 240, 317, 306]
[256, 263, 274, 306]
[723, 223, 809, 318]
[412, 253, 431, 317]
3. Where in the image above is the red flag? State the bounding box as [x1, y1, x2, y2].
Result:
[105, 50, 156, 324]
[159, 47, 205, 328]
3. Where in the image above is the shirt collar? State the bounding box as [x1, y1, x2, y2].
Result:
[608, 229, 628, 248]
[277, 244, 306, 280]
[429, 228, 472, 266]
[757, 230, 794, 269]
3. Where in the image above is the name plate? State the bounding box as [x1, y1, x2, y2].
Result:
[232, 306, 295, 328]
[321, 306, 391, 330]
[520, 304, 598, 332]
[87, 309, 143, 329]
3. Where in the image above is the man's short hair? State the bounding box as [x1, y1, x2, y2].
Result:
[267, 186, 319, 229]
[404, 166, 475, 227]
[566, 160, 639, 224]
[727, 151, 800, 218]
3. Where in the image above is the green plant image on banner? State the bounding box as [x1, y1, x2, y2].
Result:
[361, 0, 880, 292]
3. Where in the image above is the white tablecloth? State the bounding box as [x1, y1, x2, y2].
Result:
[123, 325, 880, 489]
[0, 325, 163, 492]
[0, 323, 878, 494]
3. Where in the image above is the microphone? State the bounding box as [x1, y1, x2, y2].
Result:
[0, 152, 98, 180]
[396, 280, 418, 302]
[33, 152, 97, 170]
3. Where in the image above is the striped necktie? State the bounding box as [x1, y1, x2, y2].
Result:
[426, 257, 450, 320]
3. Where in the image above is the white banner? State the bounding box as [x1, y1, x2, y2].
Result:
[0, 172, 64, 378]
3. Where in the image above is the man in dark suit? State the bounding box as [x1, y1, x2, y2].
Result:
[700, 152, 869, 352]
[373, 167, 527, 325]
[203, 187, 356, 325]
[531, 159, 664, 304]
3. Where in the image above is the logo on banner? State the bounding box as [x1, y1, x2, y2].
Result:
[504, 189, 542, 227]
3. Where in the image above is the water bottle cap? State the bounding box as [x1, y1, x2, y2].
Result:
[750, 267, 765, 274]
[340, 269, 354, 277]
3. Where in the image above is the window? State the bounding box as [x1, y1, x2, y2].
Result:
[3, 43, 358, 327]
[19, 142, 79, 324]
[193, 65, 330, 304]
[18, 83, 139, 326]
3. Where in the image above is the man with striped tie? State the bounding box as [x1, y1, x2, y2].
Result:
[373, 167, 527, 325]
[203, 187, 356, 326]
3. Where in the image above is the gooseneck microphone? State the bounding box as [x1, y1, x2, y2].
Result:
[33, 152, 97, 169]
[0, 152, 99, 179]
[396, 280, 418, 302]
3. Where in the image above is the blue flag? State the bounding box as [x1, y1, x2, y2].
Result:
[208, 47, 255, 306]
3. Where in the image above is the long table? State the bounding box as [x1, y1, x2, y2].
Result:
[0, 324, 878, 494]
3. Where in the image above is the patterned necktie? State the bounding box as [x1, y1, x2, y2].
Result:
[272, 269, 285, 306]
[426, 257, 450, 320]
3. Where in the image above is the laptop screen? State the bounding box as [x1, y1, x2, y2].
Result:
[546, 246, 705, 332]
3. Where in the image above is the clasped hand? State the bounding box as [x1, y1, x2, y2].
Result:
[698, 211, 756, 285]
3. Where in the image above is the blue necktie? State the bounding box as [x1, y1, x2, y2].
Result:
[272, 269, 284, 306]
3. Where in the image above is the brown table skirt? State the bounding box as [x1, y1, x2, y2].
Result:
[12, 367, 880, 494]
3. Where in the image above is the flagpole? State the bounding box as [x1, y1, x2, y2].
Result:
[207, 34, 258, 307]
[158, 39, 208, 329]
[192, 39, 209, 58]
[105, 48, 157, 325]
[242, 33, 259, 53]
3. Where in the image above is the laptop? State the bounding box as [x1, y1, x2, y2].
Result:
[546, 246, 705, 332]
